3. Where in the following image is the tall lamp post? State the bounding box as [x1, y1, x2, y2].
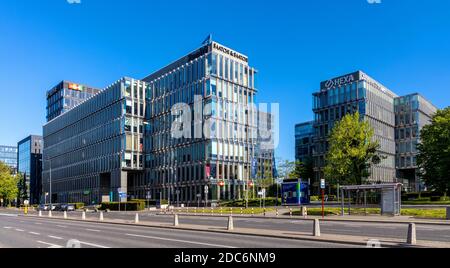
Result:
[40, 159, 52, 210]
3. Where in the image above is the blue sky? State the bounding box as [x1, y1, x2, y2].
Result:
[0, 0, 449, 161]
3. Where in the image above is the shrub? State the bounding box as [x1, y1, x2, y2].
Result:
[310, 196, 319, 202]
[70, 203, 85, 209]
[100, 201, 145, 211]
[430, 196, 441, 202]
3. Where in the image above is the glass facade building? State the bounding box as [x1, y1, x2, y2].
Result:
[394, 93, 437, 191]
[17, 136, 43, 204]
[313, 71, 397, 187]
[295, 121, 314, 164]
[142, 41, 263, 204]
[43, 78, 145, 204]
[43, 40, 273, 205]
[46, 81, 101, 122]
[299, 71, 437, 192]
[0, 145, 18, 173]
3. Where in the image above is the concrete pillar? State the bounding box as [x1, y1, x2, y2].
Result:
[407, 223, 417, 245]
[313, 219, 321, 237]
[39, 210, 42, 217]
[174, 214, 179, 227]
[48, 210, 52, 218]
[64, 211, 67, 219]
[82, 211, 86, 220]
[135, 213, 139, 224]
[99, 211, 104, 221]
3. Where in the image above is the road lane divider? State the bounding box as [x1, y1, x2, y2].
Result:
[37, 241, 63, 248]
[125, 233, 237, 248]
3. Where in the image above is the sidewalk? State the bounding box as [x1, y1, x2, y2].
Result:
[21, 213, 450, 248]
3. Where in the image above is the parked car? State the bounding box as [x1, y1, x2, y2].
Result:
[38, 204, 48, 211]
[60, 204, 76, 212]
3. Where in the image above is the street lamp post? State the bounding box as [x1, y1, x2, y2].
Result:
[40, 159, 52, 210]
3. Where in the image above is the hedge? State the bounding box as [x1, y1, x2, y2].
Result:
[70, 203, 85, 209]
[100, 201, 145, 211]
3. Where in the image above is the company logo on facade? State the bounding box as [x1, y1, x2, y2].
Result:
[212, 42, 248, 63]
[324, 74, 356, 89]
[68, 83, 83, 91]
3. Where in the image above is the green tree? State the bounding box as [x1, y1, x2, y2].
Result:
[290, 158, 314, 181]
[417, 107, 450, 194]
[0, 162, 19, 207]
[16, 173, 28, 204]
[276, 159, 295, 180]
[324, 112, 383, 186]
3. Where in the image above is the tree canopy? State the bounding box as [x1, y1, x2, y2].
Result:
[0, 162, 19, 206]
[417, 107, 450, 194]
[324, 112, 382, 185]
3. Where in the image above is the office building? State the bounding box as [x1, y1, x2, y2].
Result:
[17, 135, 43, 204]
[300, 71, 437, 192]
[43, 78, 145, 204]
[43, 40, 271, 205]
[142, 40, 260, 204]
[295, 121, 314, 163]
[313, 71, 397, 187]
[394, 93, 437, 191]
[0, 145, 18, 173]
[46, 81, 101, 122]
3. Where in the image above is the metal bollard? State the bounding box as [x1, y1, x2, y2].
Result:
[211, 207, 213, 216]
[290, 208, 293, 218]
[240, 208, 243, 215]
[48, 210, 52, 218]
[230, 208, 233, 216]
[82, 211, 86, 220]
[313, 219, 321, 237]
[264, 208, 267, 217]
[135, 213, 139, 224]
[276, 209, 279, 217]
[407, 223, 417, 245]
[174, 214, 179, 227]
[251, 208, 254, 216]
[99, 211, 104, 221]
[39, 210, 42, 217]
[63, 211, 68, 219]
[302, 206, 308, 217]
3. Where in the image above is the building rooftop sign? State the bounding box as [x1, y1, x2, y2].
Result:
[212, 42, 248, 63]
[320, 71, 361, 90]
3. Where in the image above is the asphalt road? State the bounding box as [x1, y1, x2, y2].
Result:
[14, 210, 450, 244]
[0, 213, 360, 248]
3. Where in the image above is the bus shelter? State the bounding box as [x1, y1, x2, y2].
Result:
[339, 183, 403, 216]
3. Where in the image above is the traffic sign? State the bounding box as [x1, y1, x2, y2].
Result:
[24, 200, 29, 206]
[204, 185, 209, 194]
[320, 179, 326, 189]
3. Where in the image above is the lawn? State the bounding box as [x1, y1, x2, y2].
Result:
[287, 207, 447, 219]
[171, 207, 274, 215]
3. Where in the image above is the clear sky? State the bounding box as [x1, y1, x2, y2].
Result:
[1, 0, 449, 161]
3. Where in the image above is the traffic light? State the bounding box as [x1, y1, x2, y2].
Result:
[218, 181, 225, 187]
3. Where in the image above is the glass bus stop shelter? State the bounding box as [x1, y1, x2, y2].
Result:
[339, 183, 403, 216]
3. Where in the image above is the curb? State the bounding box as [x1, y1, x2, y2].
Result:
[20, 214, 424, 248]
[153, 213, 450, 226]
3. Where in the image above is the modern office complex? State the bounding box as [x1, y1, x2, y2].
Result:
[297, 71, 437, 192]
[0, 145, 18, 173]
[394, 93, 437, 191]
[43, 40, 273, 205]
[17, 135, 43, 204]
[295, 121, 314, 163]
[46, 81, 101, 122]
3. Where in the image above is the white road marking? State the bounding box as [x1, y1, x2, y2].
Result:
[125, 233, 237, 248]
[3, 227, 12, 229]
[86, 229, 101, 232]
[37, 241, 63, 248]
[56, 225, 67, 228]
[29, 232, 41, 236]
[15, 229, 25, 232]
[0, 213, 18, 217]
[48, 236, 63, 240]
[78, 241, 110, 248]
[34, 223, 42, 225]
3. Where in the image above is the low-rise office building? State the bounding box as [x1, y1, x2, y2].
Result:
[0, 145, 17, 173]
[295, 121, 314, 164]
[17, 135, 43, 204]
